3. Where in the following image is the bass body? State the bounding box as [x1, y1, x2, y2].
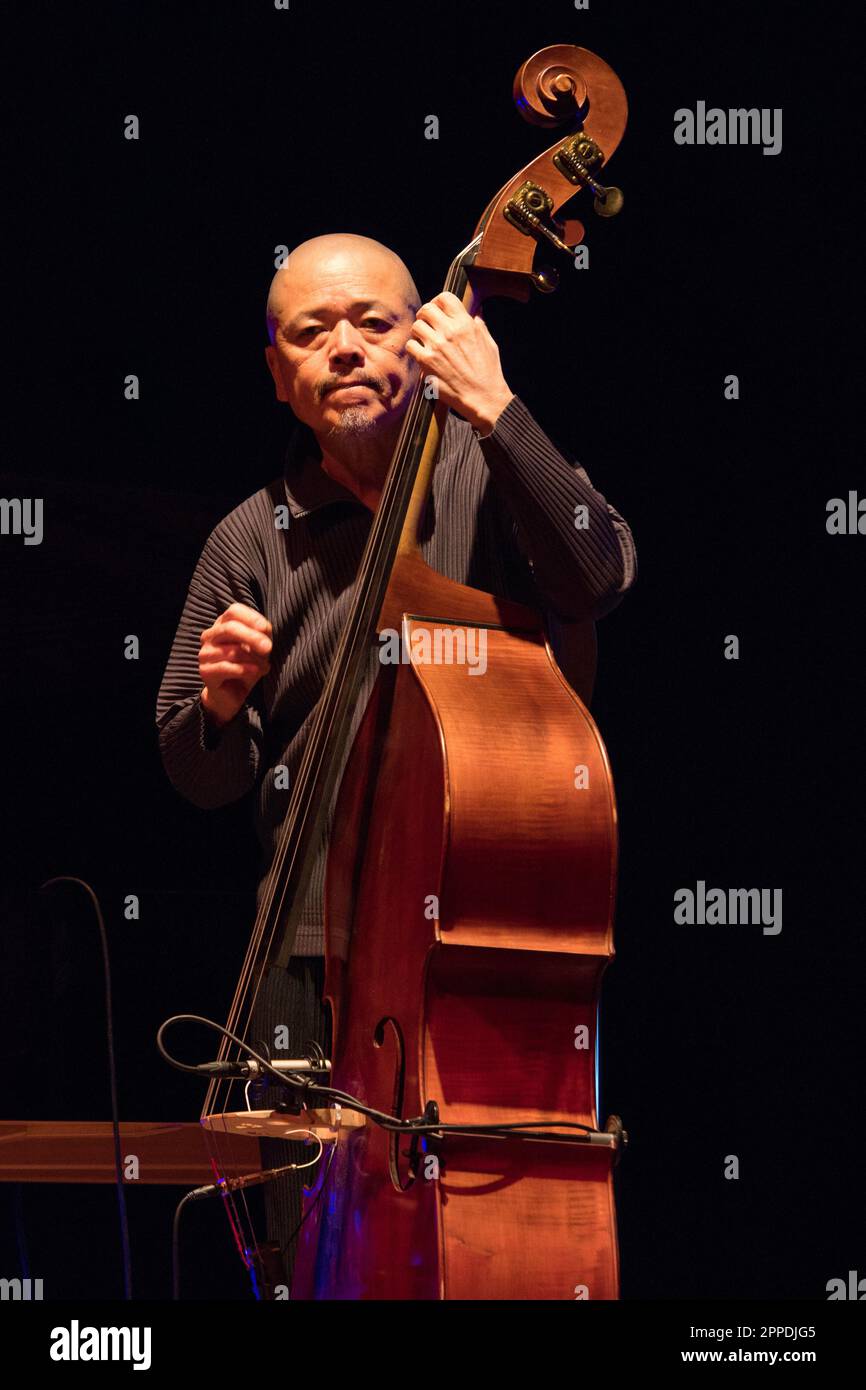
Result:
[292, 572, 620, 1299]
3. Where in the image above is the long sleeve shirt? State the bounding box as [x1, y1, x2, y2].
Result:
[155, 394, 637, 955]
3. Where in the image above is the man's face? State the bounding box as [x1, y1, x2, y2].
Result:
[265, 247, 420, 442]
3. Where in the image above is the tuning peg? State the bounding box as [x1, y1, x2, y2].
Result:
[593, 185, 624, 218]
[554, 134, 625, 218]
[530, 265, 559, 293]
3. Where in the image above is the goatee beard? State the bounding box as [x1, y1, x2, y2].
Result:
[325, 406, 380, 438]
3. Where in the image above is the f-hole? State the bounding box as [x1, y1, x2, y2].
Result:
[373, 1015, 413, 1192]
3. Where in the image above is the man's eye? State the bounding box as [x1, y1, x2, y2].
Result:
[363, 319, 390, 330]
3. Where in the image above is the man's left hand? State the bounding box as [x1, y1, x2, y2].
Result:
[406, 291, 514, 436]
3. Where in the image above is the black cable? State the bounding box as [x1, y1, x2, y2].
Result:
[159, 1013, 614, 1144]
[157, 1013, 327, 1093]
[160, 1010, 620, 1295]
[171, 1189, 201, 1301]
[39, 876, 133, 1300]
[11, 1184, 30, 1283]
[304, 1082, 605, 1138]
[280, 1138, 338, 1268]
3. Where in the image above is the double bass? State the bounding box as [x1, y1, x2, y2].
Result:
[197, 43, 629, 1301]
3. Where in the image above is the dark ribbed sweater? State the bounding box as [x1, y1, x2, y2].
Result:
[155, 394, 637, 955]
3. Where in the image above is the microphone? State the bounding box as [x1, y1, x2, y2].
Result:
[186, 1161, 313, 1202]
[195, 1057, 330, 1080]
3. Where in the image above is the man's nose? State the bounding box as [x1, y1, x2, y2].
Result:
[329, 320, 365, 361]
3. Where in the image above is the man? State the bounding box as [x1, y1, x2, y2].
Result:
[155, 232, 637, 1287]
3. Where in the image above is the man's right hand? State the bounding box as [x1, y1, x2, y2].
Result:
[199, 602, 273, 728]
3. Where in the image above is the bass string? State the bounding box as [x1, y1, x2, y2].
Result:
[196, 379, 439, 1268]
[202, 246, 473, 1149]
[203, 378, 434, 1114]
[247, 244, 473, 954]
[199, 378, 430, 1120]
[203, 246, 473, 1133]
[200, 248, 474, 1280]
[222, 247, 473, 1060]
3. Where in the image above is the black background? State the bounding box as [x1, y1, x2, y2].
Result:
[1, 0, 862, 1303]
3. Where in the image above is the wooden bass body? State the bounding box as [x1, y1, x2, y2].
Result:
[292, 567, 620, 1300]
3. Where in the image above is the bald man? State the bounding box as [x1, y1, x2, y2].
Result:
[156, 233, 636, 1289]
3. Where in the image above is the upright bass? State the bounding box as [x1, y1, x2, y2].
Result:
[197, 43, 629, 1300]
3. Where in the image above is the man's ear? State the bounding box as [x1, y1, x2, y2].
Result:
[264, 344, 289, 402]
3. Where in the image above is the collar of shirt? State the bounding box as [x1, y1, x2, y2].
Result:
[280, 404, 488, 519]
[281, 419, 362, 518]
